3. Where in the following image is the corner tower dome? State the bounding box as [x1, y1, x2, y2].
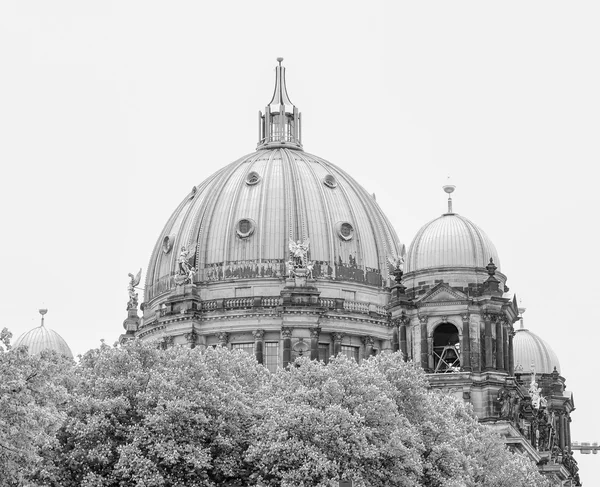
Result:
[405, 185, 500, 273]
[13, 309, 74, 359]
[513, 311, 561, 374]
[143, 59, 403, 307]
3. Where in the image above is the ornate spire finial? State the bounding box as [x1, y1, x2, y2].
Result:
[518, 302, 526, 329]
[442, 179, 456, 214]
[39, 308, 48, 327]
[257, 59, 303, 150]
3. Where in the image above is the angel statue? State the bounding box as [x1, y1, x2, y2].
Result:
[289, 238, 310, 268]
[127, 269, 142, 310]
[178, 244, 197, 276]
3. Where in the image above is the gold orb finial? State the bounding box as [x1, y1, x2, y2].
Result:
[277, 57, 284, 65]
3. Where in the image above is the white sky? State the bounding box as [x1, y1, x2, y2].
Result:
[1, 0, 599, 481]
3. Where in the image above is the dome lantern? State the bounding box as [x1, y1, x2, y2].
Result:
[257, 58, 303, 150]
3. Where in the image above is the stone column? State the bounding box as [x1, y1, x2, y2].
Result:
[503, 321, 510, 373]
[496, 318, 505, 371]
[508, 326, 515, 376]
[281, 327, 292, 368]
[310, 327, 320, 360]
[332, 332, 343, 356]
[391, 320, 399, 353]
[399, 317, 408, 361]
[363, 336, 374, 358]
[567, 416, 572, 450]
[419, 315, 429, 371]
[484, 314, 494, 371]
[216, 332, 229, 348]
[461, 313, 471, 371]
[253, 329, 265, 364]
[559, 413, 566, 451]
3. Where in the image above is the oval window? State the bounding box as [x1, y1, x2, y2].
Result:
[236, 218, 255, 238]
[246, 171, 261, 186]
[323, 174, 337, 188]
[336, 222, 354, 241]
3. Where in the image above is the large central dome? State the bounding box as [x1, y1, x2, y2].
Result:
[144, 59, 402, 305]
[145, 148, 401, 301]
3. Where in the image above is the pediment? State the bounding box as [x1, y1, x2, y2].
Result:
[417, 283, 469, 304]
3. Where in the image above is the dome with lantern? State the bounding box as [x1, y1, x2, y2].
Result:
[402, 185, 506, 295]
[513, 311, 561, 375]
[13, 309, 74, 359]
[143, 59, 403, 310]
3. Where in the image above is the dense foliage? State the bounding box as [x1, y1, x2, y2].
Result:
[0, 336, 550, 487]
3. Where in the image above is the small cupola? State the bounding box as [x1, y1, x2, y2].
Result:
[257, 58, 303, 150]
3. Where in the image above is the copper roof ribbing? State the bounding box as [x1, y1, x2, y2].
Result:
[13, 325, 74, 359]
[406, 213, 500, 272]
[513, 328, 560, 374]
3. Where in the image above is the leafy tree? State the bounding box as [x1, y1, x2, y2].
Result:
[0, 332, 72, 487]
[40, 341, 269, 486]
[21, 342, 549, 487]
[247, 355, 422, 487]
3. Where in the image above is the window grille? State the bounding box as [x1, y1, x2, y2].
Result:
[231, 343, 254, 355]
[340, 345, 359, 362]
[264, 342, 279, 373]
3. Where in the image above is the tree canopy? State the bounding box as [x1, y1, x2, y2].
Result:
[0, 337, 550, 487]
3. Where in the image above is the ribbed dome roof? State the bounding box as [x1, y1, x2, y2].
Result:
[513, 326, 560, 374]
[145, 148, 403, 301]
[14, 324, 74, 359]
[405, 213, 500, 273]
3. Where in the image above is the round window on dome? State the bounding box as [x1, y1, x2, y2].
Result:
[163, 235, 174, 254]
[246, 171, 261, 186]
[189, 186, 198, 199]
[323, 174, 337, 188]
[236, 218, 255, 238]
[336, 222, 354, 241]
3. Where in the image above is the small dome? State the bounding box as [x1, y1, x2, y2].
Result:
[405, 213, 500, 273]
[14, 324, 73, 359]
[513, 327, 560, 375]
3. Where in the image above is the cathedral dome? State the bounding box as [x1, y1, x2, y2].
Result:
[513, 323, 561, 375]
[14, 310, 74, 359]
[143, 60, 403, 305]
[144, 148, 402, 302]
[405, 213, 500, 273]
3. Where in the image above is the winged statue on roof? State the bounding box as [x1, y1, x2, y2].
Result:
[387, 244, 407, 284]
[177, 244, 198, 276]
[289, 238, 310, 268]
[127, 268, 142, 310]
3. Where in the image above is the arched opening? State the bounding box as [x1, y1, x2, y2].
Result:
[433, 323, 461, 373]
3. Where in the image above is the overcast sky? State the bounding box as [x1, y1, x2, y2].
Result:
[1, 0, 599, 480]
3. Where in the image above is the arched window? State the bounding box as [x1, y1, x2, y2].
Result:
[433, 323, 461, 373]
